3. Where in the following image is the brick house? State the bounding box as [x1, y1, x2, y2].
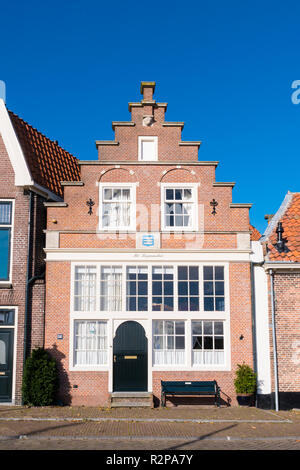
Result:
[0, 98, 80, 404]
[253, 192, 300, 409]
[43, 82, 256, 407]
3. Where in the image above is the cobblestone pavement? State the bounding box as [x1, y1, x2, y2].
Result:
[0, 406, 299, 451]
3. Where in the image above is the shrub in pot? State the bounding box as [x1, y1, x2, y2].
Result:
[22, 348, 58, 406]
[234, 363, 257, 406]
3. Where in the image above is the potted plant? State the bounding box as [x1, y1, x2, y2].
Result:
[234, 363, 257, 406]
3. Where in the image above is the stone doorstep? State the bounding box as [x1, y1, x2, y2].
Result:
[109, 392, 153, 408]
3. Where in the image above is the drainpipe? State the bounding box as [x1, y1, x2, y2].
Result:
[269, 269, 279, 411]
[23, 191, 34, 368]
[22, 192, 46, 404]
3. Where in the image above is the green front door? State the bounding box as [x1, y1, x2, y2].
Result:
[113, 321, 148, 392]
[0, 329, 14, 402]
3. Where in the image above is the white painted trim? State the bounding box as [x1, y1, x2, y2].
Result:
[0, 306, 18, 404]
[45, 250, 251, 263]
[0, 199, 15, 284]
[0, 99, 33, 186]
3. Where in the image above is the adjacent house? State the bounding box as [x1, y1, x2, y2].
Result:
[43, 82, 256, 407]
[254, 192, 300, 410]
[0, 98, 80, 404]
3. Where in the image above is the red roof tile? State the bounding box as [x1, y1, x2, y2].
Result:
[267, 193, 300, 262]
[8, 110, 80, 198]
[250, 224, 261, 241]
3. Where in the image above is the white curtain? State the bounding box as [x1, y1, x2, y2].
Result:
[100, 266, 122, 311]
[154, 350, 185, 365]
[74, 266, 96, 311]
[74, 321, 107, 365]
[193, 350, 224, 365]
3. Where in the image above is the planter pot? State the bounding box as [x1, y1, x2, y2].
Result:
[236, 394, 255, 406]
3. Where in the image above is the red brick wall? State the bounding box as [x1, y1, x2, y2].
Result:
[0, 134, 46, 404]
[270, 273, 300, 394]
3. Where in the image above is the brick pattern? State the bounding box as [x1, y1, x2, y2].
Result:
[268, 273, 300, 394]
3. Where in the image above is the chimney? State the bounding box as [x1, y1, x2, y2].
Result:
[264, 214, 274, 224]
[0, 80, 6, 103]
[140, 81, 155, 101]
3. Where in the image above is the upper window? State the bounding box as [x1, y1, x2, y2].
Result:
[0, 201, 13, 281]
[203, 266, 225, 311]
[161, 185, 197, 231]
[74, 265, 97, 311]
[138, 136, 158, 161]
[100, 184, 136, 231]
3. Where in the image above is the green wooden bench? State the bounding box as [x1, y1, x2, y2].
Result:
[161, 380, 221, 407]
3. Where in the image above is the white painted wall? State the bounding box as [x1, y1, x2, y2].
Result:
[251, 242, 271, 395]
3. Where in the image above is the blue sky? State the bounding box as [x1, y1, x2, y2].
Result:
[1, 0, 300, 233]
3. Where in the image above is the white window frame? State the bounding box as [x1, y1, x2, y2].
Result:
[0, 306, 18, 403]
[160, 183, 198, 232]
[73, 319, 108, 367]
[138, 136, 158, 161]
[99, 182, 137, 231]
[0, 199, 14, 285]
[192, 319, 225, 367]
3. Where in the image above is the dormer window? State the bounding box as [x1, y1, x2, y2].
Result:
[138, 136, 158, 161]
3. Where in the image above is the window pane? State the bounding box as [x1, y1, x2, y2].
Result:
[203, 266, 213, 280]
[192, 322, 202, 335]
[175, 336, 185, 349]
[215, 266, 224, 280]
[178, 266, 188, 280]
[165, 189, 173, 200]
[178, 297, 188, 311]
[175, 321, 185, 335]
[214, 322, 224, 334]
[154, 320, 164, 335]
[204, 297, 214, 311]
[204, 336, 213, 349]
[0, 202, 12, 224]
[190, 297, 199, 311]
[215, 282, 224, 295]
[204, 322, 213, 334]
[0, 310, 14, 325]
[165, 321, 174, 334]
[193, 336, 202, 349]
[215, 337, 224, 349]
[189, 266, 198, 280]
[0, 229, 10, 280]
[204, 281, 214, 295]
[215, 297, 225, 311]
[178, 281, 188, 295]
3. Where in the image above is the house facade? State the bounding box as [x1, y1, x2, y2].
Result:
[0, 98, 79, 404]
[44, 82, 256, 407]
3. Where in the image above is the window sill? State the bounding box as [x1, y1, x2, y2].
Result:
[0, 282, 12, 289]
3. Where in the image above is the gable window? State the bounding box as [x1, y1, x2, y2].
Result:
[0, 201, 13, 281]
[100, 184, 136, 231]
[161, 184, 197, 231]
[138, 136, 158, 161]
